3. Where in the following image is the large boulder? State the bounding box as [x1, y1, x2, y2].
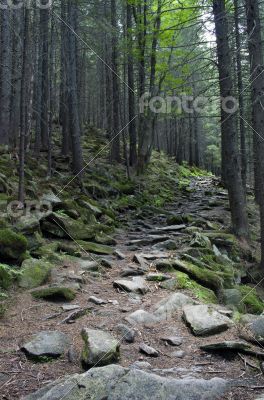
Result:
[239, 316, 264, 345]
[41, 212, 95, 240]
[19, 259, 53, 289]
[31, 286, 76, 301]
[23, 364, 229, 400]
[0, 228, 27, 262]
[81, 329, 120, 368]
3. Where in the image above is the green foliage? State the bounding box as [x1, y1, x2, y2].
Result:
[0, 264, 21, 290]
[237, 285, 264, 314]
[175, 271, 217, 304]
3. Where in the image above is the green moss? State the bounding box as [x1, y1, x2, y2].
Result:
[0, 229, 28, 261]
[167, 213, 193, 225]
[175, 271, 217, 303]
[19, 258, 53, 289]
[31, 286, 76, 301]
[237, 285, 264, 314]
[77, 241, 114, 255]
[0, 264, 14, 289]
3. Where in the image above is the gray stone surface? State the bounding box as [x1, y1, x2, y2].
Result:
[183, 305, 232, 336]
[126, 309, 159, 325]
[154, 293, 195, 320]
[24, 364, 230, 400]
[21, 331, 71, 358]
[113, 277, 149, 294]
[239, 316, 264, 344]
[116, 324, 136, 343]
[81, 329, 120, 368]
[139, 343, 159, 357]
[200, 341, 250, 353]
[160, 336, 183, 346]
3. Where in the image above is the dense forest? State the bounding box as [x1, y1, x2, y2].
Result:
[1, 0, 264, 399]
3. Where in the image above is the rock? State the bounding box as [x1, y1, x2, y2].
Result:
[61, 304, 80, 311]
[160, 278, 178, 291]
[154, 293, 195, 320]
[133, 254, 149, 269]
[120, 267, 145, 277]
[190, 232, 211, 248]
[136, 252, 170, 260]
[129, 235, 170, 246]
[19, 259, 53, 289]
[146, 273, 171, 282]
[126, 310, 159, 325]
[41, 213, 95, 240]
[200, 341, 251, 353]
[172, 350, 185, 358]
[114, 250, 126, 259]
[76, 199, 102, 216]
[183, 305, 232, 336]
[153, 240, 177, 250]
[160, 336, 183, 346]
[155, 258, 224, 292]
[78, 260, 99, 271]
[81, 329, 120, 368]
[23, 364, 229, 400]
[239, 316, 264, 344]
[113, 277, 149, 294]
[139, 343, 159, 357]
[130, 361, 152, 370]
[117, 324, 136, 343]
[88, 296, 107, 305]
[40, 192, 62, 207]
[77, 241, 114, 255]
[222, 289, 242, 309]
[31, 286, 76, 301]
[154, 224, 186, 232]
[0, 228, 27, 262]
[21, 331, 71, 360]
[101, 258, 114, 268]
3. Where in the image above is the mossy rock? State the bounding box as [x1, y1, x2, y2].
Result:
[31, 286, 76, 301]
[190, 233, 211, 249]
[15, 215, 41, 235]
[77, 241, 114, 255]
[113, 181, 136, 195]
[19, 259, 53, 289]
[76, 198, 102, 217]
[94, 233, 116, 246]
[155, 258, 223, 292]
[175, 272, 217, 304]
[41, 212, 95, 241]
[167, 213, 193, 225]
[57, 242, 81, 257]
[236, 285, 264, 314]
[204, 232, 236, 247]
[0, 229, 28, 262]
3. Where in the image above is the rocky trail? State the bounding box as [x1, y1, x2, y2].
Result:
[1, 176, 264, 399]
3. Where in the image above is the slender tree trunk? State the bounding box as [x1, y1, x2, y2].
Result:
[234, 0, 247, 189]
[213, 0, 248, 238]
[245, 0, 264, 269]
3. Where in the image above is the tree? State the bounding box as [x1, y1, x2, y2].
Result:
[212, 0, 248, 238]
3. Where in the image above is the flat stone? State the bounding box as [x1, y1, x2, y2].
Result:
[81, 329, 120, 368]
[160, 278, 178, 291]
[130, 361, 152, 370]
[78, 260, 99, 271]
[153, 240, 177, 251]
[23, 364, 230, 400]
[117, 324, 136, 343]
[113, 277, 149, 294]
[139, 343, 159, 357]
[133, 254, 149, 269]
[222, 289, 242, 308]
[200, 341, 251, 353]
[61, 304, 80, 311]
[154, 293, 195, 320]
[136, 252, 170, 260]
[126, 310, 159, 325]
[160, 336, 183, 346]
[120, 267, 145, 277]
[21, 331, 71, 359]
[183, 305, 232, 336]
[101, 259, 114, 268]
[129, 235, 170, 246]
[88, 296, 107, 305]
[154, 225, 186, 232]
[172, 350, 185, 358]
[114, 250, 126, 259]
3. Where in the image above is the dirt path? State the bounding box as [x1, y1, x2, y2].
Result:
[0, 177, 263, 399]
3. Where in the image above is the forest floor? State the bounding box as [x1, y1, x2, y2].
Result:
[1, 171, 264, 399]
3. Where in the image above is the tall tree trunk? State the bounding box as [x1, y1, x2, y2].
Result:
[0, 4, 12, 146]
[110, 0, 121, 162]
[40, 6, 49, 150]
[213, 0, 248, 238]
[127, 2, 137, 166]
[234, 0, 247, 189]
[67, 0, 84, 178]
[245, 0, 264, 269]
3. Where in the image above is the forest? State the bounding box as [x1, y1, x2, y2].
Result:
[1, 0, 264, 399]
